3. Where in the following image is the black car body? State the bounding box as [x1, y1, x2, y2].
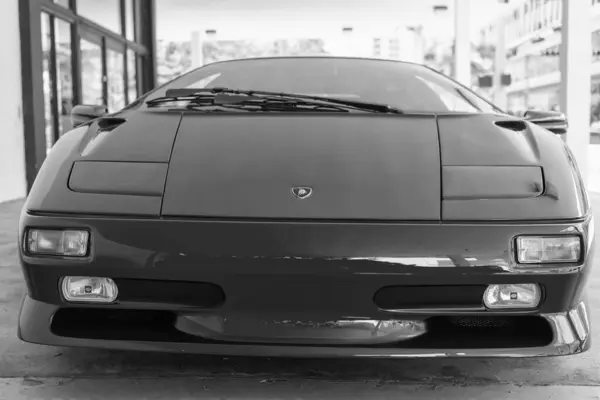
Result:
[18, 57, 594, 357]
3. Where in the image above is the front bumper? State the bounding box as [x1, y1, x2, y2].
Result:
[19, 295, 590, 357]
[17, 213, 595, 357]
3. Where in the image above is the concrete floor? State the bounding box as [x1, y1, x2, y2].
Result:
[1, 197, 600, 399]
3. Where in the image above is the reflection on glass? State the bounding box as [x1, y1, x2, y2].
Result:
[77, 0, 121, 33]
[41, 12, 55, 154]
[125, 0, 136, 40]
[127, 49, 138, 102]
[55, 19, 73, 135]
[107, 49, 126, 112]
[54, 0, 70, 7]
[81, 39, 104, 106]
[417, 77, 478, 113]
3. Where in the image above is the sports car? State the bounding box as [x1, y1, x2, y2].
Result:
[18, 57, 594, 358]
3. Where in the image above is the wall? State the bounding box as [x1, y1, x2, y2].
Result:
[589, 145, 600, 193]
[0, 0, 26, 203]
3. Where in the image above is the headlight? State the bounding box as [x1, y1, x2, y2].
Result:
[26, 229, 89, 257]
[516, 235, 581, 264]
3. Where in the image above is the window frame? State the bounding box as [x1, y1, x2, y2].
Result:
[20, 0, 156, 191]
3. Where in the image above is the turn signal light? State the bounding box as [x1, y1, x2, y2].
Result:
[516, 236, 581, 264]
[26, 229, 89, 257]
[61, 277, 118, 303]
[484, 284, 541, 309]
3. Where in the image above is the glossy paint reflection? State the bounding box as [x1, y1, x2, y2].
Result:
[176, 315, 427, 345]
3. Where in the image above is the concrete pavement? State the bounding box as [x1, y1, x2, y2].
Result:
[0, 196, 599, 399]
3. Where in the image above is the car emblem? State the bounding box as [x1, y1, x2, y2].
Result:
[291, 186, 313, 199]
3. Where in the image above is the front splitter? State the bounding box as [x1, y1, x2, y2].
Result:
[18, 295, 590, 358]
[174, 314, 427, 345]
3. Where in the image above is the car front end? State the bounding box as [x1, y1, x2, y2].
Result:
[17, 57, 596, 358]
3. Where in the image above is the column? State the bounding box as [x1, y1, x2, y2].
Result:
[412, 27, 425, 64]
[2, 0, 27, 201]
[191, 31, 205, 68]
[136, 0, 157, 94]
[18, 0, 46, 193]
[559, 0, 591, 182]
[380, 37, 389, 59]
[494, 17, 508, 110]
[342, 27, 354, 57]
[454, 0, 471, 86]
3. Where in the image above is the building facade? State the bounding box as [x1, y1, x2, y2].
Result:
[0, 0, 157, 203]
[368, 27, 424, 62]
[480, 0, 600, 116]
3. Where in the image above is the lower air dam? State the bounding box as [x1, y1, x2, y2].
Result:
[175, 315, 427, 345]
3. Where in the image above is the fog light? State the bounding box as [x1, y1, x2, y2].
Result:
[516, 236, 581, 264]
[484, 284, 541, 309]
[27, 229, 89, 257]
[61, 277, 118, 303]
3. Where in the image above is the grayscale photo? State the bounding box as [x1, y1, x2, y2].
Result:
[0, 0, 598, 398]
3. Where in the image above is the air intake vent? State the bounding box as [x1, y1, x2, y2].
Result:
[374, 285, 486, 310]
[97, 117, 127, 131]
[449, 316, 515, 328]
[494, 120, 527, 131]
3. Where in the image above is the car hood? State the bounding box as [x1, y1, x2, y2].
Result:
[26, 110, 588, 221]
[161, 114, 441, 220]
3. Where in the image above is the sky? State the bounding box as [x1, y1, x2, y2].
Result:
[154, 0, 516, 43]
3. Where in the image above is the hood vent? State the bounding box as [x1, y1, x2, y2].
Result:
[494, 120, 527, 132]
[97, 117, 127, 131]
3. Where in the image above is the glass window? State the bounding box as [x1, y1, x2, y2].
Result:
[127, 49, 138, 102]
[54, 0, 70, 7]
[55, 19, 74, 136]
[107, 48, 126, 112]
[185, 73, 221, 89]
[80, 39, 104, 105]
[41, 12, 55, 154]
[525, 51, 559, 78]
[147, 58, 501, 114]
[77, 0, 121, 33]
[415, 77, 479, 113]
[125, 0, 136, 40]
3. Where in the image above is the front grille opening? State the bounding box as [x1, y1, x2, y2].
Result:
[449, 315, 516, 329]
[51, 308, 188, 342]
[113, 279, 225, 308]
[52, 308, 554, 350]
[374, 285, 486, 310]
[405, 316, 554, 349]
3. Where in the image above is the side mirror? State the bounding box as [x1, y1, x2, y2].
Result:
[71, 104, 108, 127]
[524, 110, 568, 135]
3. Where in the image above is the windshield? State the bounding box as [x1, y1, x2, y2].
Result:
[144, 57, 502, 114]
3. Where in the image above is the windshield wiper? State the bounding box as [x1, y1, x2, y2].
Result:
[156, 94, 353, 113]
[187, 101, 352, 113]
[146, 87, 404, 114]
